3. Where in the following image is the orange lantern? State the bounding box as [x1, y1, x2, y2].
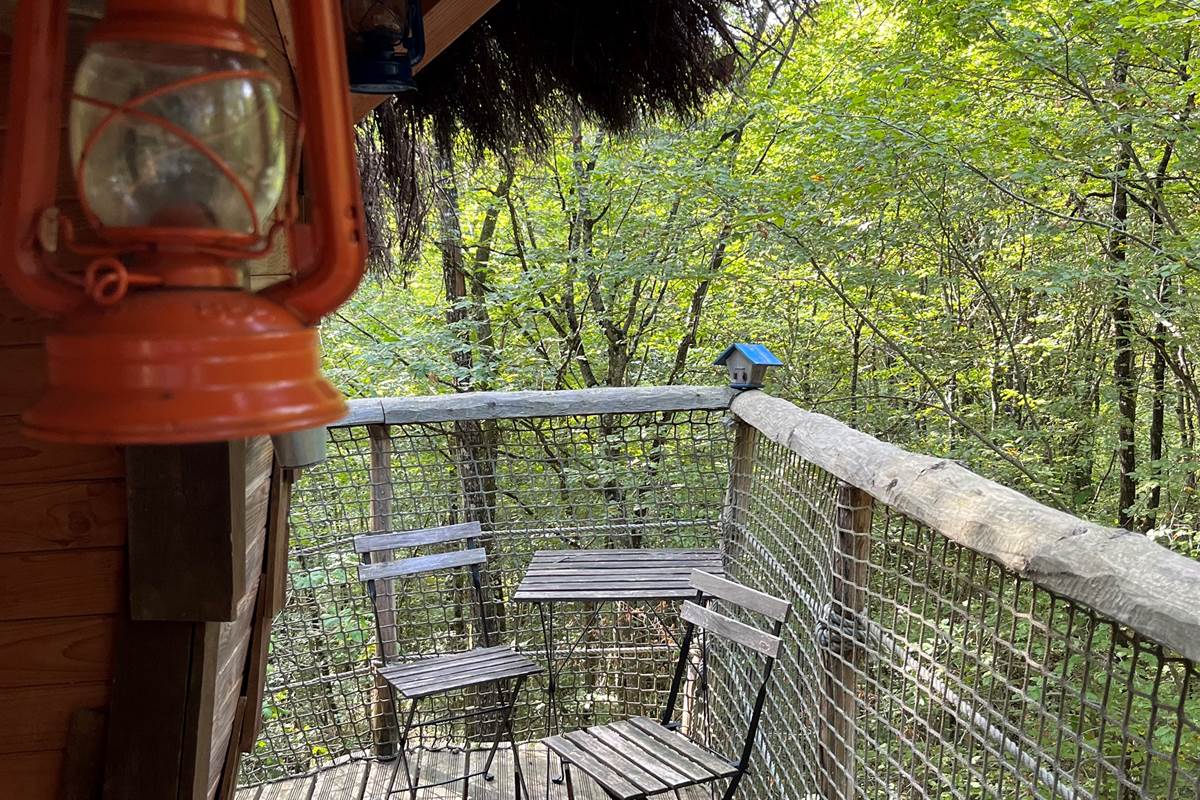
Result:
[0, 0, 367, 443]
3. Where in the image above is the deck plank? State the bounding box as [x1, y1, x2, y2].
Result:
[415, 749, 466, 799]
[237, 744, 722, 800]
[256, 773, 317, 800]
[466, 748, 514, 800]
[312, 761, 369, 800]
[361, 758, 399, 800]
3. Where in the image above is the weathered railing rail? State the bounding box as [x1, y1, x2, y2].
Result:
[731, 390, 1200, 662]
[335, 386, 738, 427]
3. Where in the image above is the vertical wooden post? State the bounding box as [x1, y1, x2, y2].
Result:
[701, 417, 758, 735]
[720, 418, 758, 549]
[125, 443, 243, 621]
[818, 482, 873, 800]
[367, 424, 398, 757]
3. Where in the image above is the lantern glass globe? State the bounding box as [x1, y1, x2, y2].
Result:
[69, 41, 286, 237]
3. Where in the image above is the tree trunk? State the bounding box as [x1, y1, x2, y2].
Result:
[433, 146, 508, 739]
[1108, 51, 1138, 530]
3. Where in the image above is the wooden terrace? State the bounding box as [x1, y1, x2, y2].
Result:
[232, 387, 1200, 800]
[241, 745, 720, 800]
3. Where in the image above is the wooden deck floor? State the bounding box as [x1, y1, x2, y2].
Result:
[239, 744, 720, 800]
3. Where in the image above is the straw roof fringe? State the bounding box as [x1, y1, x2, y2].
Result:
[356, 0, 742, 276]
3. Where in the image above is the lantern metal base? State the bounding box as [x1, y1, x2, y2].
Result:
[348, 53, 419, 94]
[22, 288, 346, 444]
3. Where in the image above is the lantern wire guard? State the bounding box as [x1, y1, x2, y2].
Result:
[65, 67, 302, 306]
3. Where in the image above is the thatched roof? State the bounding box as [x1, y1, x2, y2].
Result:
[357, 0, 742, 275]
[400, 0, 739, 152]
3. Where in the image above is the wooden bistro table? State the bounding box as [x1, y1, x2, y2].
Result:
[513, 548, 724, 793]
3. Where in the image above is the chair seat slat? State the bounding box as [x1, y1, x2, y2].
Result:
[380, 645, 520, 679]
[626, 717, 738, 779]
[390, 653, 532, 688]
[544, 735, 644, 799]
[606, 721, 712, 783]
[380, 646, 540, 699]
[563, 730, 671, 794]
[587, 725, 694, 787]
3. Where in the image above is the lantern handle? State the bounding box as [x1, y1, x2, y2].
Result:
[263, 0, 367, 326]
[0, 0, 85, 315]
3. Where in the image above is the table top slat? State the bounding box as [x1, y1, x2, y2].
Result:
[514, 548, 723, 602]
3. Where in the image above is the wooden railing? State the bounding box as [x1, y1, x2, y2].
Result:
[246, 385, 1200, 795]
[334, 386, 738, 427]
[334, 384, 1200, 662]
[731, 390, 1200, 662]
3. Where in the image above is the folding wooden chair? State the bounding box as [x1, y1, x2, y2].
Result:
[355, 521, 541, 800]
[542, 570, 791, 800]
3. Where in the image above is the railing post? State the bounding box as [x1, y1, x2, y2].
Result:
[367, 423, 399, 758]
[720, 417, 758, 548]
[703, 417, 758, 737]
[818, 482, 873, 800]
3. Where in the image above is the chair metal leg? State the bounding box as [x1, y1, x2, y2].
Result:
[719, 772, 745, 800]
[510, 737, 527, 800]
[476, 700, 508, 780]
[564, 762, 576, 800]
[393, 697, 420, 800]
[497, 676, 531, 800]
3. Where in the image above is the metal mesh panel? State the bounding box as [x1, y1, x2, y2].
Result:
[240, 409, 729, 784]
[719, 427, 1200, 800]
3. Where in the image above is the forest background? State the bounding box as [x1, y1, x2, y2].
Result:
[329, 0, 1200, 553]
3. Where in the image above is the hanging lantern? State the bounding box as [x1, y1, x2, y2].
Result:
[342, 0, 425, 94]
[0, 0, 367, 444]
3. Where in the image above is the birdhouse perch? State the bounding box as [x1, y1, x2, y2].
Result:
[714, 343, 782, 390]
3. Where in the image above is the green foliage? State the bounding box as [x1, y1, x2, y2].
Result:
[328, 1, 1200, 546]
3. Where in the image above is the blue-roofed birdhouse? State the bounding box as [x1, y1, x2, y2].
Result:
[714, 343, 782, 389]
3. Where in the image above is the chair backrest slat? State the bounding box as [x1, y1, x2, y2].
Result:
[680, 600, 782, 658]
[354, 521, 482, 554]
[358, 547, 486, 583]
[689, 570, 791, 622]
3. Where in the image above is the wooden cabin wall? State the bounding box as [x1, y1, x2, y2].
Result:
[0, 9, 124, 799]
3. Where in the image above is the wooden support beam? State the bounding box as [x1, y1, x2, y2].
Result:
[366, 424, 399, 758]
[216, 698, 247, 800]
[125, 444, 243, 622]
[817, 483, 872, 800]
[264, 465, 293, 619]
[720, 416, 756, 548]
[59, 708, 106, 800]
[101, 619, 218, 800]
[179, 623, 221, 800]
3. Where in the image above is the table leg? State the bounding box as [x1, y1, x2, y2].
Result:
[536, 602, 563, 794]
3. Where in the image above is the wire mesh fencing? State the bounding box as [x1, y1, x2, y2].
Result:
[239, 406, 730, 785]
[240, 389, 1199, 800]
[716, 425, 1200, 800]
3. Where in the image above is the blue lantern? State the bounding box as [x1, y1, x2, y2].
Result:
[344, 0, 425, 94]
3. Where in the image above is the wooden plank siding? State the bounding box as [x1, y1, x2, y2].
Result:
[0, 9, 124, 795]
[206, 448, 274, 799]
[0, 5, 291, 796]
